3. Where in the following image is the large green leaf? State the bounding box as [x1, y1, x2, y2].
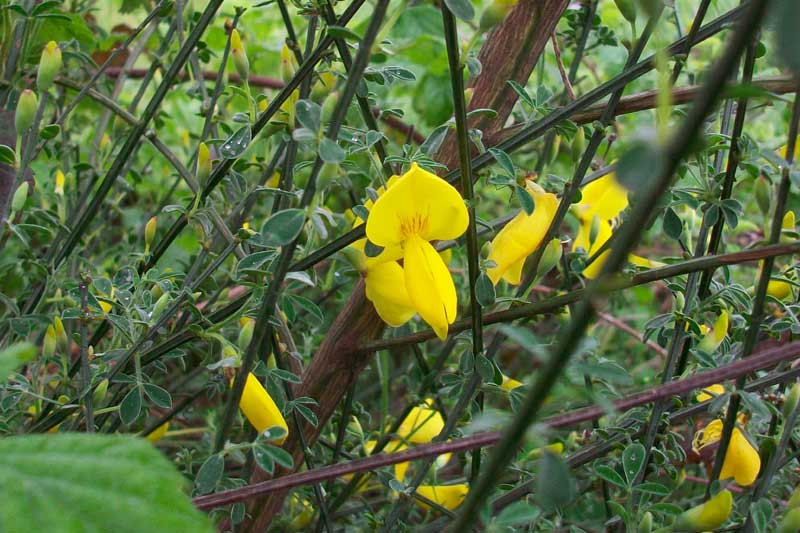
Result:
[0, 434, 212, 533]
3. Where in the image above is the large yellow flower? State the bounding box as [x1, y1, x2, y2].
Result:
[397, 399, 445, 444]
[674, 489, 733, 532]
[693, 418, 760, 486]
[366, 164, 469, 339]
[487, 182, 558, 285]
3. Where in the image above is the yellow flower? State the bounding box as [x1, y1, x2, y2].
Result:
[699, 310, 729, 352]
[696, 383, 725, 403]
[415, 484, 469, 511]
[288, 495, 314, 531]
[365, 164, 468, 340]
[576, 173, 629, 221]
[487, 182, 558, 285]
[54, 170, 65, 196]
[693, 419, 760, 486]
[230, 29, 249, 80]
[238, 372, 288, 444]
[673, 489, 733, 532]
[146, 422, 169, 443]
[397, 400, 445, 444]
[526, 442, 565, 460]
[783, 211, 795, 230]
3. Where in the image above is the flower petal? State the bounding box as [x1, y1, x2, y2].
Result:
[365, 163, 468, 247]
[365, 261, 417, 327]
[578, 173, 629, 221]
[720, 427, 761, 486]
[487, 188, 558, 285]
[404, 234, 457, 340]
[398, 401, 445, 443]
[239, 372, 288, 443]
[416, 485, 469, 511]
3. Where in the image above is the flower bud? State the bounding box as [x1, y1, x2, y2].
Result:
[238, 372, 289, 443]
[784, 382, 800, 419]
[10, 181, 29, 216]
[768, 279, 793, 301]
[613, 0, 637, 24]
[280, 43, 298, 84]
[93, 378, 109, 405]
[637, 511, 652, 533]
[151, 292, 171, 323]
[537, 238, 562, 277]
[43, 325, 56, 357]
[755, 175, 771, 215]
[780, 508, 800, 533]
[37, 41, 62, 92]
[15, 90, 38, 134]
[146, 422, 169, 443]
[547, 134, 561, 165]
[783, 210, 795, 231]
[311, 70, 337, 102]
[230, 29, 249, 81]
[571, 127, 585, 162]
[53, 316, 68, 352]
[197, 142, 212, 184]
[479, 0, 517, 33]
[673, 489, 732, 532]
[237, 317, 255, 351]
[464, 87, 474, 106]
[54, 169, 65, 196]
[100, 133, 110, 152]
[144, 216, 157, 254]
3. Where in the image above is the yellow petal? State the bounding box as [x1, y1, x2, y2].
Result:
[699, 310, 729, 352]
[768, 279, 793, 301]
[719, 427, 761, 486]
[146, 422, 169, 443]
[238, 372, 288, 443]
[397, 402, 445, 444]
[364, 261, 416, 327]
[487, 187, 558, 285]
[501, 375, 523, 391]
[783, 211, 795, 230]
[416, 484, 469, 511]
[365, 163, 468, 247]
[696, 384, 725, 403]
[578, 173, 629, 221]
[404, 235, 457, 340]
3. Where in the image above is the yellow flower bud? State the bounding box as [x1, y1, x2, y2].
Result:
[230, 29, 249, 81]
[783, 211, 795, 230]
[15, 89, 38, 134]
[415, 484, 469, 511]
[197, 142, 212, 184]
[144, 216, 157, 254]
[673, 490, 733, 532]
[53, 316, 68, 352]
[280, 43, 298, 83]
[54, 169, 65, 196]
[42, 325, 56, 357]
[237, 317, 255, 351]
[100, 133, 110, 151]
[637, 511, 652, 533]
[768, 279, 793, 301]
[37, 41, 62, 92]
[93, 378, 109, 405]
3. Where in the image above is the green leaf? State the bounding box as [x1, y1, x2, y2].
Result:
[615, 141, 665, 193]
[326, 25, 363, 41]
[443, 0, 474, 21]
[119, 387, 142, 425]
[536, 451, 576, 510]
[595, 464, 626, 487]
[0, 434, 212, 532]
[634, 482, 670, 497]
[493, 501, 540, 527]
[195, 454, 224, 495]
[219, 126, 252, 159]
[39, 123, 60, 140]
[476, 354, 494, 382]
[253, 445, 275, 475]
[319, 138, 346, 164]
[237, 251, 275, 274]
[0, 145, 14, 165]
[622, 442, 646, 485]
[488, 147, 515, 176]
[261, 209, 306, 246]
[143, 383, 172, 409]
[0, 342, 36, 383]
[662, 207, 682, 239]
[515, 184, 535, 215]
[295, 99, 321, 133]
[475, 272, 496, 307]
